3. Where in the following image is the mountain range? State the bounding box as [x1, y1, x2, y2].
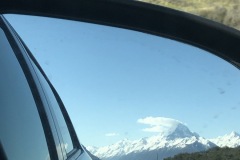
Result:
[87, 123, 240, 160]
[210, 131, 240, 148]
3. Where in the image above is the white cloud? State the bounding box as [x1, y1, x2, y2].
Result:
[105, 133, 119, 137]
[137, 116, 182, 134]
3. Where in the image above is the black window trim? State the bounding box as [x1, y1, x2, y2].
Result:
[0, 15, 59, 160]
[1, 14, 86, 159]
[0, 0, 240, 69]
[2, 15, 84, 158]
[28, 56, 68, 160]
[0, 142, 7, 160]
[22, 39, 83, 158]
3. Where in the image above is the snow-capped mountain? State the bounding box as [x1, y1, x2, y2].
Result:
[209, 131, 240, 148]
[87, 123, 216, 160]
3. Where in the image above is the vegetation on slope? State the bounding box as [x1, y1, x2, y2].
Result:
[139, 0, 240, 30]
[164, 147, 240, 160]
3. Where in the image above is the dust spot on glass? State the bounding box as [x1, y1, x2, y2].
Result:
[203, 124, 208, 129]
[172, 56, 181, 64]
[44, 61, 50, 66]
[217, 88, 225, 94]
[47, 74, 52, 81]
[213, 114, 219, 119]
[226, 82, 232, 86]
[117, 97, 124, 102]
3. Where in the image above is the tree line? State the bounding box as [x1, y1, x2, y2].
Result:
[164, 147, 240, 160]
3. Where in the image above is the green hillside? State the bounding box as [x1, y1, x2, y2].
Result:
[139, 0, 240, 30]
[164, 147, 240, 160]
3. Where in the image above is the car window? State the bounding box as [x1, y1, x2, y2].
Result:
[5, 14, 240, 160]
[29, 58, 74, 155]
[0, 28, 50, 159]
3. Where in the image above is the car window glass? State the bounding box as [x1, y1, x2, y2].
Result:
[5, 14, 240, 160]
[30, 59, 74, 154]
[0, 28, 49, 160]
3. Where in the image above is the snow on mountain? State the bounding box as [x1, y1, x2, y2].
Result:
[209, 131, 240, 148]
[86, 117, 240, 160]
[87, 122, 215, 160]
[166, 123, 199, 139]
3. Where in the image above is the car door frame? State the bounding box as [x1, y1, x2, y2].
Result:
[0, 15, 89, 160]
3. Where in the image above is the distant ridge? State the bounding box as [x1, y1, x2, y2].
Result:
[210, 131, 240, 148]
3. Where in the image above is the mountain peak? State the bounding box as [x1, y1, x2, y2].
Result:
[138, 117, 196, 139]
[209, 131, 240, 148]
[166, 123, 197, 139]
[229, 131, 240, 137]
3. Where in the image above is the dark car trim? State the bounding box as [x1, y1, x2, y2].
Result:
[24, 41, 83, 159]
[0, 0, 240, 69]
[0, 15, 59, 160]
[2, 16, 84, 159]
[0, 142, 7, 160]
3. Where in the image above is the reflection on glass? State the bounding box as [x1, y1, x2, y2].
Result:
[31, 60, 74, 154]
[0, 29, 49, 160]
[5, 14, 240, 160]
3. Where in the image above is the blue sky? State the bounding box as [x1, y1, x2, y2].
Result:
[5, 14, 240, 147]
